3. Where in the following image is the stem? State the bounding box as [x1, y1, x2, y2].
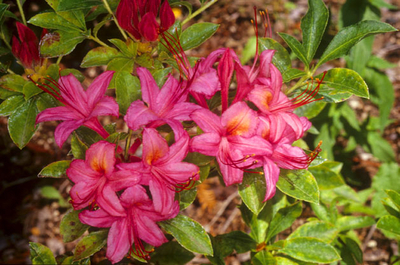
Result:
[101, 0, 128, 40]
[88, 35, 110, 47]
[7, 68, 15, 74]
[285, 66, 317, 95]
[124, 130, 133, 161]
[182, 0, 218, 25]
[56, 56, 63, 65]
[16, 0, 27, 26]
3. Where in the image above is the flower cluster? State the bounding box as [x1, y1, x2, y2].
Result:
[30, 5, 323, 264]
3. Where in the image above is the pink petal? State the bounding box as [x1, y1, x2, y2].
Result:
[79, 208, 120, 227]
[90, 96, 119, 117]
[154, 74, 184, 115]
[97, 185, 126, 217]
[158, 131, 189, 164]
[164, 102, 200, 123]
[277, 112, 304, 140]
[248, 85, 274, 113]
[149, 178, 175, 215]
[54, 120, 83, 147]
[222, 102, 258, 137]
[190, 108, 223, 134]
[258, 50, 275, 79]
[137, 68, 160, 108]
[36, 106, 82, 123]
[142, 128, 169, 165]
[85, 141, 116, 175]
[58, 74, 88, 114]
[136, 215, 168, 247]
[157, 162, 199, 183]
[70, 181, 97, 210]
[120, 185, 150, 208]
[107, 170, 141, 191]
[262, 158, 280, 201]
[189, 132, 220, 156]
[218, 48, 234, 111]
[67, 159, 101, 183]
[125, 100, 159, 130]
[233, 62, 252, 103]
[86, 71, 115, 109]
[269, 64, 283, 97]
[106, 218, 132, 264]
[273, 144, 308, 169]
[189, 69, 221, 98]
[216, 150, 244, 186]
[229, 135, 272, 157]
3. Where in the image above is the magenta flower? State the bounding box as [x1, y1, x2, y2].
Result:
[118, 128, 199, 215]
[79, 185, 179, 263]
[12, 22, 46, 69]
[124, 67, 199, 131]
[190, 102, 272, 186]
[67, 141, 140, 216]
[116, 0, 175, 41]
[36, 71, 119, 147]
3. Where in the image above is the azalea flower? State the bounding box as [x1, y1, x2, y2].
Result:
[116, 0, 175, 41]
[35, 71, 119, 147]
[12, 22, 45, 69]
[118, 128, 199, 215]
[79, 185, 179, 263]
[124, 67, 199, 131]
[190, 102, 272, 186]
[67, 141, 140, 216]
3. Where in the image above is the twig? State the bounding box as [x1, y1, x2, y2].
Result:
[362, 224, 376, 251]
[220, 207, 240, 233]
[204, 191, 238, 232]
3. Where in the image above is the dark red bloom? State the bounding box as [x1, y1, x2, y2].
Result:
[11, 22, 45, 69]
[116, 0, 175, 42]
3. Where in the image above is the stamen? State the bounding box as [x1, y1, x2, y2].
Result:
[308, 140, 322, 164]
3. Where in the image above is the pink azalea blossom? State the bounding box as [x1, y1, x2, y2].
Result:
[116, 0, 175, 41]
[124, 67, 199, 131]
[190, 102, 272, 186]
[67, 141, 140, 216]
[118, 128, 199, 215]
[36, 71, 119, 147]
[79, 185, 179, 263]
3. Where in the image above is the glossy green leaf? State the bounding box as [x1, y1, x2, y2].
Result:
[279, 237, 340, 263]
[252, 250, 276, 265]
[315, 68, 369, 103]
[23, 82, 42, 100]
[287, 221, 338, 243]
[40, 30, 87, 58]
[8, 98, 39, 149]
[367, 132, 396, 162]
[275, 256, 315, 265]
[239, 170, 266, 215]
[30, 242, 57, 265]
[36, 93, 59, 111]
[56, 0, 102, 11]
[150, 241, 195, 265]
[0, 74, 26, 93]
[40, 186, 68, 206]
[179, 188, 197, 210]
[336, 216, 375, 231]
[73, 230, 108, 261]
[277, 169, 319, 204]
[152, 67, 172, 88]
[28, 11, 82, 31]
[282, 68, 306, 83]
[180, 23, 219, 50]
[57, 10, 86, 30]
[317, 20, 396, 67]
[339, 235, 363, 263]
[377, 215, 400, 235]
[259, 38, 291, 74]
[39, 160, 71, 178]
[75, 126, 103, 146]
[294, 100, 326, 119]
[0, 4, 9, 22]
[240, 203, 270, 243]
[308, 165, 344, 190]
[369, 0, 397, 9]
[0, 95, 25, 116]
[60, 209, 89, 243]
[109, 38, 138, 58]
[367, 56, 396, 69]
[279, 33, 309, 65]
[81, 47, 121, 67]
[107, 57, 135, 88]
[386, 190, 400, 210]
[159, 214, 213, 256]
[115, 71, 141, 114]
[266, 202, 302, 242]
[70, 133, 88, 159]
[301, 0, 329, 62]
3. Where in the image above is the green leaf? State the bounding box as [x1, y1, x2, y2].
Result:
[30, 242, 57, 265]
[152, 67, 172, 88]
[279, 237, 340, 263]
[107, 57, 135, 88]
[367, 132, 396, 162]
[294, 100, 326, 119]
[73, 230, 108, 261]
[386, 190, 400, 210]
[36, 93, 59, 111]
[238, 170, 266, 215]
[287, 221, 339, 243]
[259, 38, 291, 74]
[240, 203, 270, 243]
[377, 215, 400, 235]
[367, 56, 397, 69]
[266, 202, 302, 242]
[109, 38, 138, 58]
[56, 0, 102, 11]
[0, 95, 25, 116]
[277, 169, 319, 204]
[115, 71, 141, 114]
[38, 160, 71, 178]
[369, 0, 397, 10]
[180, 23, 219, 50]
[57, 10, 86, 30]
[0, 4, 9, 22]
[279, 33, 309, 66]
[159, 214, 213, 256]
[60, 209, 89, 243]
[275, 256, 314, 265]
[81, 47, 121, 67]
[301, 0, 329, 62]
[252, 250, 276, 265]
[179, 188, 197, 210]
[315, 68, 369, 103]
[28, 11, 82, 31]
[70, 133, 88, 159]
[75, 126, 103, 146]
[8, 98, 39, 149]
[339, 235, 363, 263]
[317, 20, 397, 67]
[308, 165, 344, 190]
[282, 68, 306, 83]
[0, 74, 26, 93]
[40, 186, 68, 206]
[40, 30, 87, 58]
[150, 241, 195, 265]
[241, 36, 257, 65]
[336, 216, 375, 231]
[23, 82, 42, 100]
